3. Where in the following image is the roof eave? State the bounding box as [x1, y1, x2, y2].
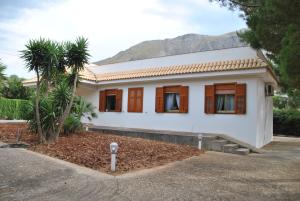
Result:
[95, 68, 271, 85]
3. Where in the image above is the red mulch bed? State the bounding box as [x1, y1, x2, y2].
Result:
[0, 123, 202, 174]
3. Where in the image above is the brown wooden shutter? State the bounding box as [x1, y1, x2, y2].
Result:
[205, 85, 215, 114]
[115, 89, 123, 112]
[179, 86, 188, 113]
[99, 90, 106, 112]
[155, 87, 164, 113]
[128, 88, 143, 112]
[128, 88, 135, 112]
[136, 88, 143, 112]
[235, 84, 246, 114]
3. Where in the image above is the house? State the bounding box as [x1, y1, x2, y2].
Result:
[24, 46, 278, 148]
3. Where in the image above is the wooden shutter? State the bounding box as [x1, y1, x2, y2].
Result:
[205, 85, 215, 114]
[179, 86, 189, 113]
[128, 88, 135, 112]
[155, 87, 164, 113]
[136, 88, 143, 112]
[99, 90, 106, 112]
[128, 88, 143, 112]
[115, 89, 123, 112]
[235, 84, 246, 114]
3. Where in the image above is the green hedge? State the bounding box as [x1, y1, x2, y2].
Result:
[0, 98, 30, 120]
[273, 109, 300, 136]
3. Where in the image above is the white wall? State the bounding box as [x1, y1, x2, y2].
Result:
[77, 76, 269, 148]
[256, 80, 273, 147]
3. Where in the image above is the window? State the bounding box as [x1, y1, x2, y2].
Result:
[106, 95, 116, 111]
[205, 83, 246, 114]
[99, 89, 123, 112]
[128, 88, 143, 112]
[216, 94, 235, 113]
[164, 92, 180, 112]
[155, 86, 188, 113]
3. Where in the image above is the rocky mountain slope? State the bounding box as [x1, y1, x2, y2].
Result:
[94, 31, 247, 65]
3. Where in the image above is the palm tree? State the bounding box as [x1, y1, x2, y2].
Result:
[54, 37, 90, 139]
[41, 40, 60, 95]
[21, 37, 89, 143]
[20, 38, 57, 143]
[73, 96, 97, 120]
[64, 97, 97, 135]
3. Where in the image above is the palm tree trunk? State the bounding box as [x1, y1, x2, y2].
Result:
[44, 80, 51, 97]
[54, 74, 78, 140]
[35, 72, 45, 143]
[44, 66, 51, 96]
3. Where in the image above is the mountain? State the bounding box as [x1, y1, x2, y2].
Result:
[94, 31, 247, 65]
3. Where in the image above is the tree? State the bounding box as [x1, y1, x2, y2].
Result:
[54, 37, 90, 140]
[21, 38, 57, 143]
[212, 0, 300, 89]
[279, 25, 300, 88]
[1, 75, 33, 99]
[21, 37, 90, 143]
[0, 60, 6, 91]
[22, 82, 97, 138]
[40, 40, 60, 96]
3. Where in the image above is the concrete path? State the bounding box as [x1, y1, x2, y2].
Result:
[0, 137, 299, 201]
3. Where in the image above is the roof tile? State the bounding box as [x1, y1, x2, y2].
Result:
[23, 58, 269, 84]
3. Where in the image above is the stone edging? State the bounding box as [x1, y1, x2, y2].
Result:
[0, 120, 26, 124]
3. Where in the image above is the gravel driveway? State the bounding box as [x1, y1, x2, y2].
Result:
[0, 136, 299, 201]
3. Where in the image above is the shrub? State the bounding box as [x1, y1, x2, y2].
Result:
[24, 93, 97, 137]
[273, 109, 300, 136]
[63, 114, 82, 135]
[0, 98, 30, 120]
[62, 97, 97, 135]
[273, 95, 288, 109]
[0, 75, 33, 100]
[273, 90, 300, 109]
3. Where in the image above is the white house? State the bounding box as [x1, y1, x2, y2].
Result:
[24, 46, 278, 148]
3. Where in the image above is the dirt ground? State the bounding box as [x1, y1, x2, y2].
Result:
[0, 123, 202, 174]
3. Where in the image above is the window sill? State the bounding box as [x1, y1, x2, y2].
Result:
[105, 110, 121, 112]
[164, 110, 180, 113]
[216, 111, 235, 114]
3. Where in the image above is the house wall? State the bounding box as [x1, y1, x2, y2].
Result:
[256, 80, 273, 147]
[77, 76, 271, 148]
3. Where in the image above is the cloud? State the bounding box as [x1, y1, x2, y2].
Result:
[0, 0, 246, 78]
[0, 0, 60, 21]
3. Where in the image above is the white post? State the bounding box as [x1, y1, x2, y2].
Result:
[111, 153, 116, 171]
[110, 142, 118, 172]
[198, 134, 203, 150]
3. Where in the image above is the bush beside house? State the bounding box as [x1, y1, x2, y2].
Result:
[273, 109, 300, 137]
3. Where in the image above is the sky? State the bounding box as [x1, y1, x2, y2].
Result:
[0, 0, 246, 78]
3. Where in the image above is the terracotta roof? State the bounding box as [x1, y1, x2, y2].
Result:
[23, 58, 270, 84]
[79, 66, 97, 81]
[95, 58, 268, 81]
[22, 66, 97, 84]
